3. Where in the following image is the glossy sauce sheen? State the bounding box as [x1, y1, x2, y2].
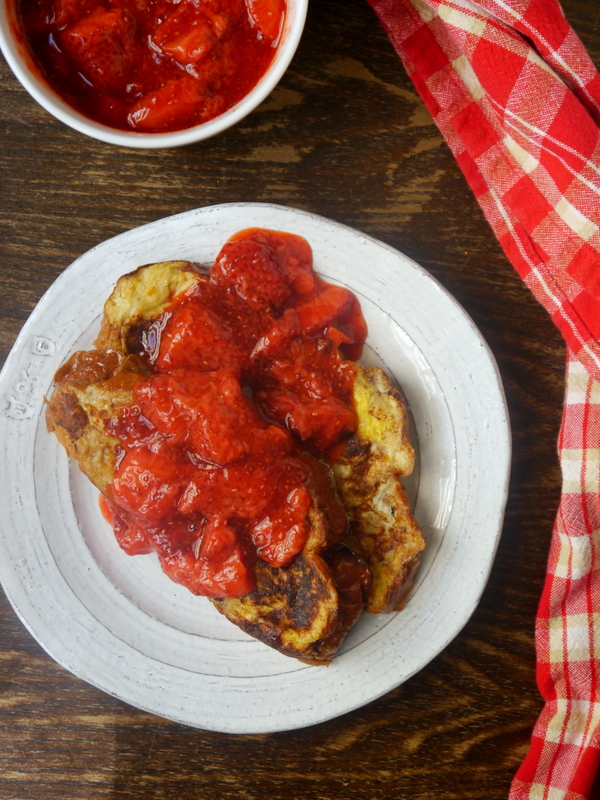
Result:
[103, 229, 368, 597]
[17, 0, 285, 132]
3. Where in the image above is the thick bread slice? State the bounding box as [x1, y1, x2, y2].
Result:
[95, 261, 202, 353]
[46, 350, 149, 494]
[332, 365, 425, 613]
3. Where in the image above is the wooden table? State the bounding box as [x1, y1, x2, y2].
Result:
[1, 1, 598, 797]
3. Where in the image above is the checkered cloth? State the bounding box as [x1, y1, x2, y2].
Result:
[364, 0, 600, 797]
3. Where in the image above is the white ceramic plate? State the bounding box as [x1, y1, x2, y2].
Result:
[0, 203, 511, 733]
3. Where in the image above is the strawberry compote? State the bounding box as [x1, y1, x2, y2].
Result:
[17, 0, 286, 132]
[102, 228, 368, 598]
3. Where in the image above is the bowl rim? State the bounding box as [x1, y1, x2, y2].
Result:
[0, 0, 308, 148]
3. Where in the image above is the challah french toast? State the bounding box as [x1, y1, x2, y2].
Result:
[46, 229, 425, 662]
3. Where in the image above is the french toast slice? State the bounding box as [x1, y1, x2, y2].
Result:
[45, 346, 369, 664]
[212, 544, 370, 665]
[332, 365, 425, 613]
[46, 255, 425, 661]
[212, 453, 370, 664]
[46, 350, 150, 494]
[213, 551, 341, 664]
[94, 260, 202, 354]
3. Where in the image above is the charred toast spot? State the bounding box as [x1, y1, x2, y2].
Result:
[342, 438, 370, 460]
[212, 553, 340, 664]
[47, 391, 88, 440]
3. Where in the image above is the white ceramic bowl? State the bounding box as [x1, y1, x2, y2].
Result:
[0, 0, 307, 148]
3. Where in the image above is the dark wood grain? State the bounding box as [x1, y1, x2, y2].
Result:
[1, 0, 597, 798]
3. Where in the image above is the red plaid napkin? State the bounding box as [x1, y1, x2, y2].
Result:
[364, 0, 600, 797]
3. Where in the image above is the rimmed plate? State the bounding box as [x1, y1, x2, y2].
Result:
[0, 203, 511, 733]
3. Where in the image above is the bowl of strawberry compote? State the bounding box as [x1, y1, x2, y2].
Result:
[0, 0, 307, 147]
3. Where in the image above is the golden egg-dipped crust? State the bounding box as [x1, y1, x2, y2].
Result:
[351, 364, 415, 477]
[95, 261, 203, 353]
[212, 550, 340, 665]
[333, 365, 425, 614]
[45, 351, 149, 495]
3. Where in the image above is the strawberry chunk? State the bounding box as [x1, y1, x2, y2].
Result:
[53, 0, 93, 27]
[134, 375, 189, 445]
[60, 8, 137, 91]
[152, 7, 219, 66]
[251, 484, 311, 566]
[211, 239, 292, 312]
[167, 368, 262, 466]
[160, 24, 216, 64]
[152, 291, 244, 373]
[245, 0, 285, 41]
[127, 77, 207, 132]
[112, 448, 183, 520]
[159, 517, 253, 597]
[251, 285, 354, 361]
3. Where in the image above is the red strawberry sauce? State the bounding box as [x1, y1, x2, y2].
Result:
[16, 0, 286, 133]
[101, 229, 368, 598]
